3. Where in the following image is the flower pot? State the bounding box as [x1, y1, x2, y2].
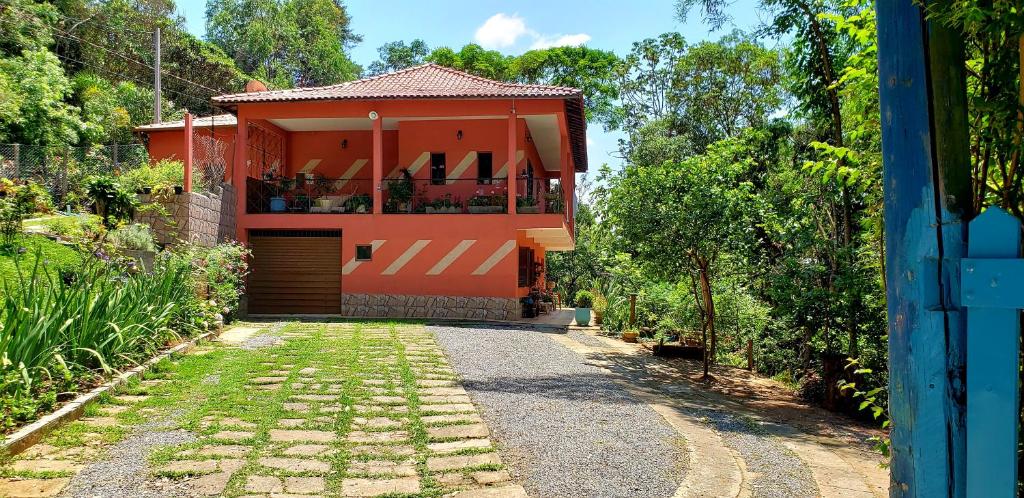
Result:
[315, 198, 332, 208]
[517, 205, 540, 214]
[142, 187, 152, 194]
[468, 205, 503, 214]
[270, 197, 287, 212]
[574, 307, 591, 326]
[594, 309, 604, 325]
[622, 330, 639, 343]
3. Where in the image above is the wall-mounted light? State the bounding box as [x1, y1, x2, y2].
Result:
[341, 139, 348, 149]
[457, 130, 463, 141]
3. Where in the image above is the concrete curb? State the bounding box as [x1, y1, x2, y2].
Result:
[243, 314, 572, 333]
[1, 330, 217, 457]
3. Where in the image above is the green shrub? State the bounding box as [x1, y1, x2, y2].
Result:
[575, 290, 594, 308]
[190, 242, 250, 321]
[43, 214, 107, 244]
[108, 223, 156, 251]
[0, 179, 55, 250]
[0, 248, 212, 428]
[84, 175, 137, 228]
[118, 159, 185, 194]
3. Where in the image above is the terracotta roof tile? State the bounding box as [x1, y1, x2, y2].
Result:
[212, 64, 581, 104]
[133, 114, 236, 132]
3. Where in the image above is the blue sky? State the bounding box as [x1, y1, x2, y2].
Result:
[174, 0, 764, 170]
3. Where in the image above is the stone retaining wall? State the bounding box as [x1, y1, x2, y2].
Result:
[342, 294, 520, 321]
[136, 184, 236, 247]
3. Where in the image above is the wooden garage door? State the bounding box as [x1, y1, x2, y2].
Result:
[248, 230, 342, 314]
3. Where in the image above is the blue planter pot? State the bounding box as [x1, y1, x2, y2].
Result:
[270, 197, 287, 212]
[574, 308, 591, 326]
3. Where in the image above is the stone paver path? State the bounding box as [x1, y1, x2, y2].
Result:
[0, 322, 525, 497]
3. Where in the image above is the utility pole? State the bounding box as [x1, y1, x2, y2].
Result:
[153, 27, 161, 124]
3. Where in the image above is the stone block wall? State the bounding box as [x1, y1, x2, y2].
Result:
[136, 184, 237, 247]
[342, 294, 520, 321]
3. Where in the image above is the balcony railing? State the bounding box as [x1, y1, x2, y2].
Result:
[246, 175, 374, 214]
[244, 174, 569, 217]
[383, 178, 508, 214]
[513, 177, 564, 215]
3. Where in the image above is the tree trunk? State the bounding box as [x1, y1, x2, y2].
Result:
[698, 263, 716, 378]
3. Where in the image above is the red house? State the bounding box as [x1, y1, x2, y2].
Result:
[140, 64, 586, 319]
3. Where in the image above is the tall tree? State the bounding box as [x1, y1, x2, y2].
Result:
[614, 31, 783, 158]
[368, 39, 429, 76]
[600, 132, 757, 377]
[206, 0, 360, 88]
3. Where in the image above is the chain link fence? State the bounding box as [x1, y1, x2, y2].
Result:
[0, 143, 149, 205]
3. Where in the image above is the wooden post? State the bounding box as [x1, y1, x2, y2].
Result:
[629, 294, 636, 327]
[746, 339, 754, 372]
[877, 1, 972, 496]
[183, 112, 193, 193]
[961, 208, 1022, 497]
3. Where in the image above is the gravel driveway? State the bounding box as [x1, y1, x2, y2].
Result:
[430, 325, 685, 498]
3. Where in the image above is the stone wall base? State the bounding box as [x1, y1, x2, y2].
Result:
[135, 184, 236, 248]
[342, 293, 519, 321]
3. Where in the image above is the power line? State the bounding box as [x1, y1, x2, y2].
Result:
[49, 50, 214, 111]
[0, 14, 215, 111]
[4, 4, 229, 96]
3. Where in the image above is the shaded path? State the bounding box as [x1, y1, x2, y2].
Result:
[431, 325, 686, 498]
[433, 325, 887, 498]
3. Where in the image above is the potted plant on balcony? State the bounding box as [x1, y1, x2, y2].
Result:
[386, 169, 414, 213]
[468, 195, 504, 214]
[425, 194, 460, 214]
[516, 196, 540, 214]
[545, 191, 564, 213]
[312, 174, 334, 210]
[574, 290, 593, 326]
[345, 194, 372, 213]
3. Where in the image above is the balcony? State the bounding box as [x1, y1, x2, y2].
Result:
[246, 175, 374, 214]
[245, 174, 567, 217]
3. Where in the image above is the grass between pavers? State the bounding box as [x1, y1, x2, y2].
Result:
[2, 321, 508, 496]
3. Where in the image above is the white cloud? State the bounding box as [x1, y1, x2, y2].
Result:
[530, 33, 592, 50]
[474, 13, 591, 52]
[474, 13, 528, 49]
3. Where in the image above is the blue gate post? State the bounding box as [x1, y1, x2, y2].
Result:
[877, 0, 972, 496]
[961, 208, 1023, 497]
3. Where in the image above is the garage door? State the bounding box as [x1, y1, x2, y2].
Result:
[247, 230, 342, 314]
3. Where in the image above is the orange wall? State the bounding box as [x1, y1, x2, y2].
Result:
[285, 130, 398, 179]
[237, 214, 565, 298]
[146, 127, 235, 166]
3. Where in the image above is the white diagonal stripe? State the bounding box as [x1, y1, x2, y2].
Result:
[427, 240, 476, 275]
[298, 159, 322, 174]
[493, 150, 524, 178]
[446, 152, 477, 184]
[341, 240, 385, 275]
[382, 240, 431, 275]
[333, 158, 369, 189]
[388, 152, 430, 178]
[471, 240, 516, 275]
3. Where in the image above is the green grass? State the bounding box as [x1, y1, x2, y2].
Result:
[0, 234, 83, 291]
